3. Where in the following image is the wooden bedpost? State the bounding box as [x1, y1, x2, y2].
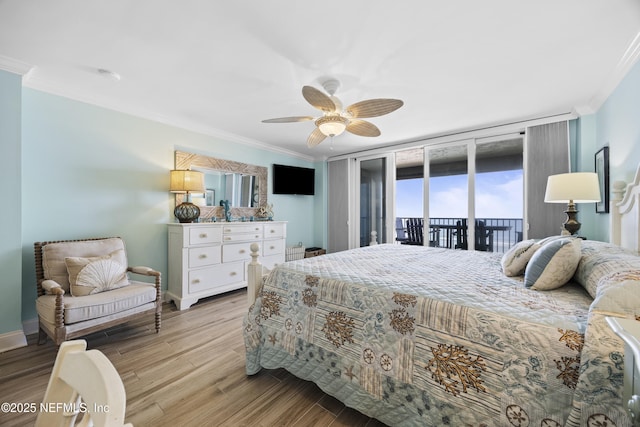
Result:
[247, 243, 262, 305]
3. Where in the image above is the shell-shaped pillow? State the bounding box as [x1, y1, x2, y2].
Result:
[76, 259, 128, 294]
[65, 249, 128, 296]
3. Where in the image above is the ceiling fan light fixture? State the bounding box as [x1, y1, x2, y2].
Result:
[316, 115, 348, 137]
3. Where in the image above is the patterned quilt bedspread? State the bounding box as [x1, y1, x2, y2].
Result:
[244, 244, 632, 426]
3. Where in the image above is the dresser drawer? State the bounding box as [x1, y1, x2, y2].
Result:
[188, 262, 244, 293]
[222, 224, 263, 235]
[223, 242, 254, 263]
[189, 227, 222, 246]
[188, 245, 221, 268]
[264, 223, 286, 239]
[222, 232, 262, 243]
[263, 238, 285, 256]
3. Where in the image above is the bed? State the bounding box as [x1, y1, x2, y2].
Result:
[243, 167, 640, 426]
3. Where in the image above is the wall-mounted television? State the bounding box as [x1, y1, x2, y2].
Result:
[272, 164, 315, 195]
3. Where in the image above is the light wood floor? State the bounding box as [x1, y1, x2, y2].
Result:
[0, 290, 387, 427]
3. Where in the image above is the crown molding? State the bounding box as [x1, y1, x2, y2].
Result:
[0, 54, 33, 76]
[578, 31, 640, 115]
[22, 75, 316, 162]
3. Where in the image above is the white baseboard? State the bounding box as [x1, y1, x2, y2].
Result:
[23, 318, 39, 336]
[0, 330, 27, 353]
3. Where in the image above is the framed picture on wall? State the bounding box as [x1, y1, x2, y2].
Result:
[595, 146, 609, 213]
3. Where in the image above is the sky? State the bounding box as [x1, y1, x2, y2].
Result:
[396, 170, 523, 219]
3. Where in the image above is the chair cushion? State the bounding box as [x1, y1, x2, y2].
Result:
[65, 249, 128, 296]
[42, 238, 127, 293]
[36, 281, 156, 325]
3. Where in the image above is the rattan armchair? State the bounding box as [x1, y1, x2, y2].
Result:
[34, 237, 161, 345]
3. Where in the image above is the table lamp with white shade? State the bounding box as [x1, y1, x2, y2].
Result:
[544, 172, 601, 235]
[170, 169, 205, 223]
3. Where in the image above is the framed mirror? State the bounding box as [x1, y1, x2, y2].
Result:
[174, 151, 268, 220]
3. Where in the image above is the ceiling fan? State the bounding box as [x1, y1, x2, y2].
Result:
[262, 79, 404, 148]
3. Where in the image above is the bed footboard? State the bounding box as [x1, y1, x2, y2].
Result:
[247, 243, 268, 305]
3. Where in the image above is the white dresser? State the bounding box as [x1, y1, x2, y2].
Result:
[167, 221, 286, 310]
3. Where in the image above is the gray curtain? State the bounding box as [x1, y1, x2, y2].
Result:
[327, 159, 350, 253]
[526, 121, 570, 238]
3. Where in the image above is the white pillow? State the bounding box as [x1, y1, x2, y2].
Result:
[65, 249, 129, 296]
[524, 238, 581, 290]
[501, 239, 541, 277]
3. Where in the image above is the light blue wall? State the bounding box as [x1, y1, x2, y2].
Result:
[575, 59, 640, 242]
[572, 115, 599, 239]
[596, 60, 640, 184]
[0, 70, 23, 336]
[20, 89, 325, 323]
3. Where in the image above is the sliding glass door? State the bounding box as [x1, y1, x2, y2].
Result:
[427, 143, 470, 249]
[395, 148, 424, 245]
[474, 136, 524, 252]
[394, 136, 523, 252]
[357, 154, 394, 247]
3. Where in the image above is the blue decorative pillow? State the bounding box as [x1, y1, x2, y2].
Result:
[524, 238, 581, 290]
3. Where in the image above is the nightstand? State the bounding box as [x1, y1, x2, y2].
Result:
[606, 316, 640, 426]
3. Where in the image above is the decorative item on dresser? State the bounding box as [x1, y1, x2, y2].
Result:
[167, 221, 286, 310]
[170, 169, 206, 223]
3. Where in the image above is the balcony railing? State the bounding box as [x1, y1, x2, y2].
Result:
[396, 217, 523, 253]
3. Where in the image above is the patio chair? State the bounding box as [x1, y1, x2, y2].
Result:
[395, 218, 409, 243]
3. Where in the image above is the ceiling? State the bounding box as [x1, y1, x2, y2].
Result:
[1, 1, 639, 161]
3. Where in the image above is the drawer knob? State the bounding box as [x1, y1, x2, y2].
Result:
[225, 237, 231, 240]
[230, 271, 237, 276]
[270, 229, 275, 233]
[270, 246, 275, 250]
[239, 249, 245, 254]
[192, 279, 200, 284]
[255, 227, 260, 231]
[200, 233, 208, 238]
[199, 254, 207, 259]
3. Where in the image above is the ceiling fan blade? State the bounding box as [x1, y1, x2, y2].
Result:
[302, 86, 336, 112]
[346, 120, 381, 137]
[345, 99, 403, 118]
[307, 128, 327, 148]
[262, 116, 314, 123]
